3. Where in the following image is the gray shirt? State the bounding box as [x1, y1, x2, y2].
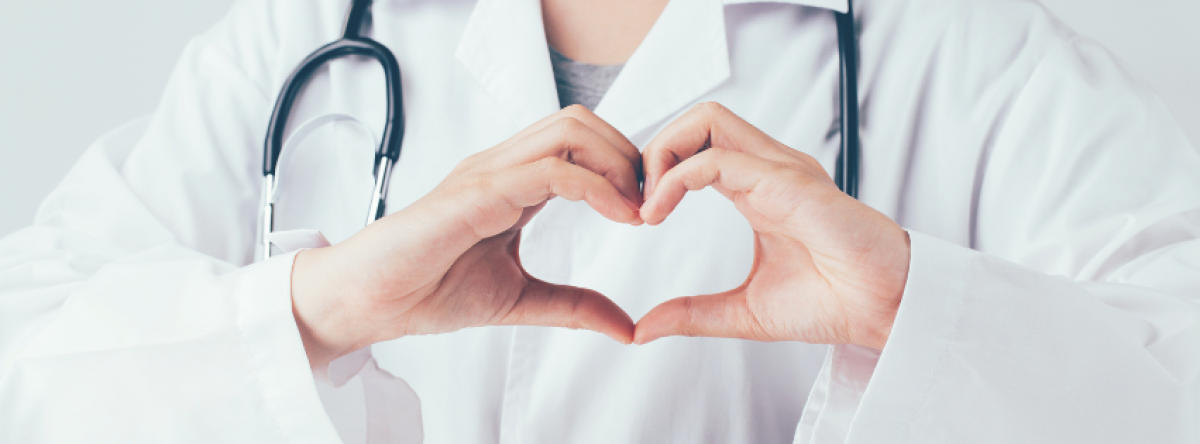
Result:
[549, 46, 625, 111]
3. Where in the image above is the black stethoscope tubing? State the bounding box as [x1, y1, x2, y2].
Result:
[834, 3, 861, 200]
[259, 0, 859, 260]
[260, 0, 405, 259]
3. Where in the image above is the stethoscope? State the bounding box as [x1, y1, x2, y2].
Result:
[260, 0, 860, 260]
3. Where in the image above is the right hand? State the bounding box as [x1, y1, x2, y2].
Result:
[291, 105, 644, 368]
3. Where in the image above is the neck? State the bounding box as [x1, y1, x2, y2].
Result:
[541, 0, 671, 65]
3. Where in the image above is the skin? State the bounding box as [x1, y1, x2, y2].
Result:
[542, 0, 671, 65]
[634, 103, 910, 349]
[292, 1, 911, 369]
[293, 106, 645, 368]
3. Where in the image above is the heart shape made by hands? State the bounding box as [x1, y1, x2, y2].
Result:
[524, 103, 910, 350]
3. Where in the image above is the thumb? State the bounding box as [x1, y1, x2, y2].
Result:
[497, 278, 636, 345]
[633, 290, 760, 345]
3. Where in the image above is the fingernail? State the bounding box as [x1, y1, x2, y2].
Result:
[639, 202, 658, 226]
[622, 195, 641, 212]
[609, 332, 635, 345]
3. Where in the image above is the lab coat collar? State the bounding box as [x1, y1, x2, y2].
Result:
[590, 0, 729, 137]
[455, 0, 848, 138]
[455, 0, 561, 132]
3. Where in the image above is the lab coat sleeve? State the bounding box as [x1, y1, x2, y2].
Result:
[796, 31, 1200, 444]
[0, 1, 419, 441]
[270, 231, 424, 444]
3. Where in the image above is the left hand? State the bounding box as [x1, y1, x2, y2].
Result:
[633, 103, 911, 350]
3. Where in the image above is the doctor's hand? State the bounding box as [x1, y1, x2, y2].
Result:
[633, 103, 910, 350]
[292, 106, 643, 368]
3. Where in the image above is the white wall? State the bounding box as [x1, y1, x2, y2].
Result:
[1, 0, 1198, 237]
[0, 0, 238, 236]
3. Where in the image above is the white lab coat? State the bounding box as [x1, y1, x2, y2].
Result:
[1, 0, 1198, 442]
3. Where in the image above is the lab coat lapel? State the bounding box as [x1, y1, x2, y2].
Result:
[593, 0, 731, 138]
[452, 0, 847, 139]
[455, 0, 561, 130]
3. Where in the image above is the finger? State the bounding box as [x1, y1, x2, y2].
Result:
[498, 278, 635, 345]
[643, 102, 793, 198]
[640, 148, 777, 225]
[555, 105, 641, 172]
[633, 289, 765, 345]
[495, 157, 642, 224]
[500, 117, 643, 205]
[511, 105, 642, 171]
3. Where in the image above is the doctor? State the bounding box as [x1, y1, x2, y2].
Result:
[1, 0, 1198, 443]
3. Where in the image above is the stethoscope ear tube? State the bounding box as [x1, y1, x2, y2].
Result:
[262, 37, 405, 177]
[341, 0, 372, 40]
[261, 0, 404, 259]
[259, 0, 856, 260]
[834, 3, 860, 200]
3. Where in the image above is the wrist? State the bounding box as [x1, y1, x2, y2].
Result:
[864, 229, 907, 350]
[291, 247, 365, 369]
[851, 309, 897, 350]
[849, 229, 910, 350]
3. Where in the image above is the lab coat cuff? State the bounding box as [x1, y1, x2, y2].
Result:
[801, 231, 975, 443]
[323, 346, 374, 387]
[235, 251, 342, 442]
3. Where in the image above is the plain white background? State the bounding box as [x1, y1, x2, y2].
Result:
[1, 0, 1198, 238]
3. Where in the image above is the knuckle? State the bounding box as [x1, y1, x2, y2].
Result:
[540, 158, 576, 183]
[701, 148, 730, 167]
[695, 101, 727, 117]
[794, 152, 823, 170]
[793, 150, 817, 164]
[706, 147, 729, 159]
[456, 151, 486, 171]
[680, 298, 700, 338]
[550, 118, 586, 153]
[560, 104, 592, 119]
[534, 156, 565, 172]
[555, 116, 586, 134]
[568, 292, 586, 328]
